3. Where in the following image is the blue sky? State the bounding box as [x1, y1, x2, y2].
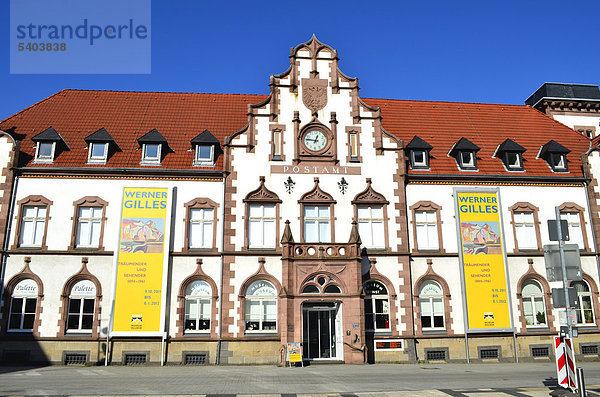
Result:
[2, 1, 599, 121]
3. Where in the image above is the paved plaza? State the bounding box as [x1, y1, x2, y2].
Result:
[0, 362, 599, 396]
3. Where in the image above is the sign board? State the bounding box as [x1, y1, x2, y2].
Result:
[455, 189, 513, 332]
[552, 287, 579, 309]
[374, 339, 404, 351]
[286, 343, 302, 363]
[109, 187, 172, 336]
[548, 219, 570, 241]
[543, 244, 582, 282]
[558, 308, 578, 326]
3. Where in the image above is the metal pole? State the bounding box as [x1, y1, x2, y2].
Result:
[464, 332, 470, 363]
[104, 334, 109, 366]
[512, 331, 518, 363]
[555, 206, 573, 341]
[161, 332, 165, 366]
[577, 367, 586, 397]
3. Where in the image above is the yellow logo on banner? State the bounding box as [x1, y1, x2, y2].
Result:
[457, 191, 511, 330]
[112, 187, 169, 334]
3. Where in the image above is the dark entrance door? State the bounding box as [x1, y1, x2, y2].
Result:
[302, 302, 338, 359]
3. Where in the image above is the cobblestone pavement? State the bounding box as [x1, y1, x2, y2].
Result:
[0, 363, 599, 396]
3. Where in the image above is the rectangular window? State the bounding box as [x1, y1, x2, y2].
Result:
[19, 206, 47, 247]
[506, 152, 521, 169]
[35, 142, 55, 163]
[415, 210, 438, 250]
[245, 298, 277, 331]
[142, 143, 161, 164]
[248, 204, 276, 248]
[551, 153, 566, 170]
[349, 132, 358, 161]
[411, 150, 427, 168]
[88, 143, 108, 163]
[76, 207, 103, 248]
[304, 205, 330, 243]
[357, 206, 385, 249]
[560, 212, 585, 249]
[194, 145, 214, 165]
[514, 212, 537, 250]
[189, 208, 214, 249]
[272, 130, 282, 159]
[67, 298, 94, 331]
[459, 151, 475, 168]
[8, 297, 37, 331]
[185, 298, 211, 331]
[421, 297, 444, 329]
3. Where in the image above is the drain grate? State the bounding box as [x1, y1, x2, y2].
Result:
[531, 347, 549, 357]
[185, 353, 207, 365]
[65, 354, 87, 365]
[479, 348, 499, 359]
[581, 345, 598, 355]
[426, 350, 446, 361]
[124, 354, 147, 365]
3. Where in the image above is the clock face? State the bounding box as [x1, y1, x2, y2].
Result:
[303, 129, 327, 151]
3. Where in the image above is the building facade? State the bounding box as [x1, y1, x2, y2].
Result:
[1, 38, 599, 366]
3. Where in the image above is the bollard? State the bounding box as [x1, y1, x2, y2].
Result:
[577, 367, 586, 397]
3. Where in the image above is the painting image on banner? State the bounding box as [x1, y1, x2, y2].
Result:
[120, 218, 165, 253]
[111, 187, 170, 334]
[457, 191, 511, 331]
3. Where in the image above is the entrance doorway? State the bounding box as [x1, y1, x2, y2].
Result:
[302, 302, 342, 360]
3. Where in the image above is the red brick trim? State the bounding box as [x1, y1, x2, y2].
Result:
[413, 260, 454, 336]
[68, 196, 109, 251]
[1, 258, 44, 336]
[12, 195, 53, 250]
[515, 260, 555, 333]
[56, 258, 102, 337]
[175, 259, 219, 338]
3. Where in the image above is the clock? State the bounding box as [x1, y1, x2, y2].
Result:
[303, 129, 327, 151]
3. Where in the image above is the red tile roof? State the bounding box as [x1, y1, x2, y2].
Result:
[0, 90, 266, 171]
[364, 98, 591, 178]
[0, 89, 590, 178]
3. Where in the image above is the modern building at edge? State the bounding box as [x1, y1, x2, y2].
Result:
[0, 37, 599, 365]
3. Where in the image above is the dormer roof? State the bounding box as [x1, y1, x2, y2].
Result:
[449, 137, 480, 155]
[405, 136, 433, 151]
[191, 129, 220, 145]
[497, 138, 526, 153]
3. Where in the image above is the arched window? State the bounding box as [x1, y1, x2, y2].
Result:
[522, 280, 546, 327]
[8, 279, 38, 331]
[67, 280, 96, 332]
[572, 281, 594, 325]
[301, 274, 342, 294]
[419, 280, 444, 330]
[364, 280, 390, 331]
[245, 280, 277, 332]
[184, 280, 212, 333]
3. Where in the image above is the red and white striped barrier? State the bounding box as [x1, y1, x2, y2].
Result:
[554, 336, 577, 390]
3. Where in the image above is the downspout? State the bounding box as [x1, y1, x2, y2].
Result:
[216, 169, 228, 365]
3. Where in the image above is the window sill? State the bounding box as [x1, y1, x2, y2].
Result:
[244, 332, 278, 337]
[187, 247, 214, 251]
[247, 247, 277, 251]
[65, 331, 93, 337]
[193, 163, 216, 167]
[140, 161, 162, 166]
[183, 332, 210, 338]
[7, 330, 34, 333]
[524, 326, 549, 332]
[366, 330, 392, 336]
[422, 329, 447, 335]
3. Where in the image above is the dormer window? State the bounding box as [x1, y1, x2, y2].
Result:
[551, 153, 566, 170]
[35, 142, 55, 163]
[84, 128, 120, 165]
[405, 136, 433, 170]
[459, 151, 475, 168]
[195, 145, 214, 165]
[137, 129, 170, 166]
[495, 139, 526, 171]
[32, 127, 69, 164]
[449, 137, 480, 171]
[538, 139, 570, 173]
[142, 143, 161, 164]
[191, 129, 220, 167]
[88, 142, 108, 163]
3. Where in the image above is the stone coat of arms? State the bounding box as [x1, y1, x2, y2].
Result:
[302, 78, 328, 112]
